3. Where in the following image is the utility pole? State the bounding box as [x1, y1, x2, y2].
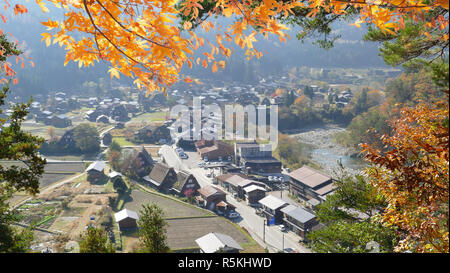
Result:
[282, 233, 284, 252]
[280, 182, 283, 199]
[263, 219, 266, 243]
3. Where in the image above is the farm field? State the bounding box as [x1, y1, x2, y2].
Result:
[18, 171, 119, 252]
[119, 188, 263, 252]
[122, 189, 211, 218]
[127, 111, 167, 124]
[121, 216, 263, 252]
[111, 137, 135, 146]
[165, 217, 252, 250]
[22, 118, 112, 141]
[1, 161, 85, 190]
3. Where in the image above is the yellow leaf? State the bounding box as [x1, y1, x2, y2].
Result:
[108, 67, 120, 79]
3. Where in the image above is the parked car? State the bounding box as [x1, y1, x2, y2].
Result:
[197, 162, 203, 167]
[228, 211, 240, 219]
[206, 172, 212, 178]
[278, 224, 286, 232]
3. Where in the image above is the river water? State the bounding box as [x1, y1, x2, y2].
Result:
[287, 125, 367, 176]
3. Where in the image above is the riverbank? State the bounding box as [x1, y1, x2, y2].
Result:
[286, 124, 366, 176]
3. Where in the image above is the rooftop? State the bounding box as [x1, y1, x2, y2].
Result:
[289, 166, 332, 189]
[114, 208, 139, 222]
[243, 184, 266, 193]
[281, 205, 316, 224]
[86, 161, 106, 172]
[258, 195, 288, 210]
[198, 185, 226, 198]
[195, 232, 243, 253]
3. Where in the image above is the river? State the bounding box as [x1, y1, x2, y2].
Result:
[287, 125, 367, 177]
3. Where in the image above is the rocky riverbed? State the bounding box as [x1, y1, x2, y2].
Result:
[287, 124, 367, 176]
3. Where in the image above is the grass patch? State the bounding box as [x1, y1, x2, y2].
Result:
[129, 111, 167, 123]
[112, 137, 136, 146]
[36, 215, 57, 227]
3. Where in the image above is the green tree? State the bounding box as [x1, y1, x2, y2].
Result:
[308, 165, 397, 253]
[137, 203, 170, 253]
[0, 35, 46, 252]
[109, 140, 122, 153]
[73, 124, 100, 154]
[303, 86, 314, 100]
[79, 226, 115, 253]
[283, 90, 295, 107]
[0, 188, 35, 253]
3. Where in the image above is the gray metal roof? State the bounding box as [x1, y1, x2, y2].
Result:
[258, 195, 288, 210]
[114, 208, 139, 222]
[243, 184, 266, 193]
[86, 161, 106, 172]
[195, 232, 243, 253]
[281, 205, 316, 224]
[108, 171, 122, 178]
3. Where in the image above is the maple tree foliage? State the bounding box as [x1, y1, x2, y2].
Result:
[0, 0, 448, 94]
[361, 100, 449, 253]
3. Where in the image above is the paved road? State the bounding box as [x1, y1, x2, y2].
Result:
[226, 196, 311, 253]
[99, 125, 116, 148]
[159, 145, 187, 171]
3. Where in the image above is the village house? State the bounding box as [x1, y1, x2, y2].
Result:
[114, 208, 139, 230]
[195, 140, 234, 161]
[243, 185, 267, 205]
[234, 142, 282, 174]
[85, 109, 101, 122]
[102, 132, 113, 146]
[195, 232, 243, 253]
[29, 102, 41, 115]
[96, 114, 111, 124]
[134, 124, 171, 144]
[108, 171, 123, 183]
[215, 173, 265, 200]
[172, 170, 201, 197]
[86, 161, 107, 183]
[131, 147, 154, 178]
[280, 204, 317, 240]
[111, 104, 130, 122]
[35, 110, 53, 124]
[258, 195, 289, 225]
[143, 162, 177, 192]
[196, 185, 236, 215]
[49, 114, 72, 128]
[58, 129, 76, 149]
[288, 166, 336, 203]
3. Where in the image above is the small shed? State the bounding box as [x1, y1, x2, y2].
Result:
[114, 209, 139, 229]
[86, 161, 107, 183]
[195, 232, 243, 253]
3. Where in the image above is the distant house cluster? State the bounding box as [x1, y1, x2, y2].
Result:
[133, 124, 172, 144]
[84, 98, 138, 123]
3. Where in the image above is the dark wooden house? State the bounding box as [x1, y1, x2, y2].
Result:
[114, 209, 139, 230]
[172, 170, 201, 197]
[86, 161, 107, 183]
[143, 163, 177, 192]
